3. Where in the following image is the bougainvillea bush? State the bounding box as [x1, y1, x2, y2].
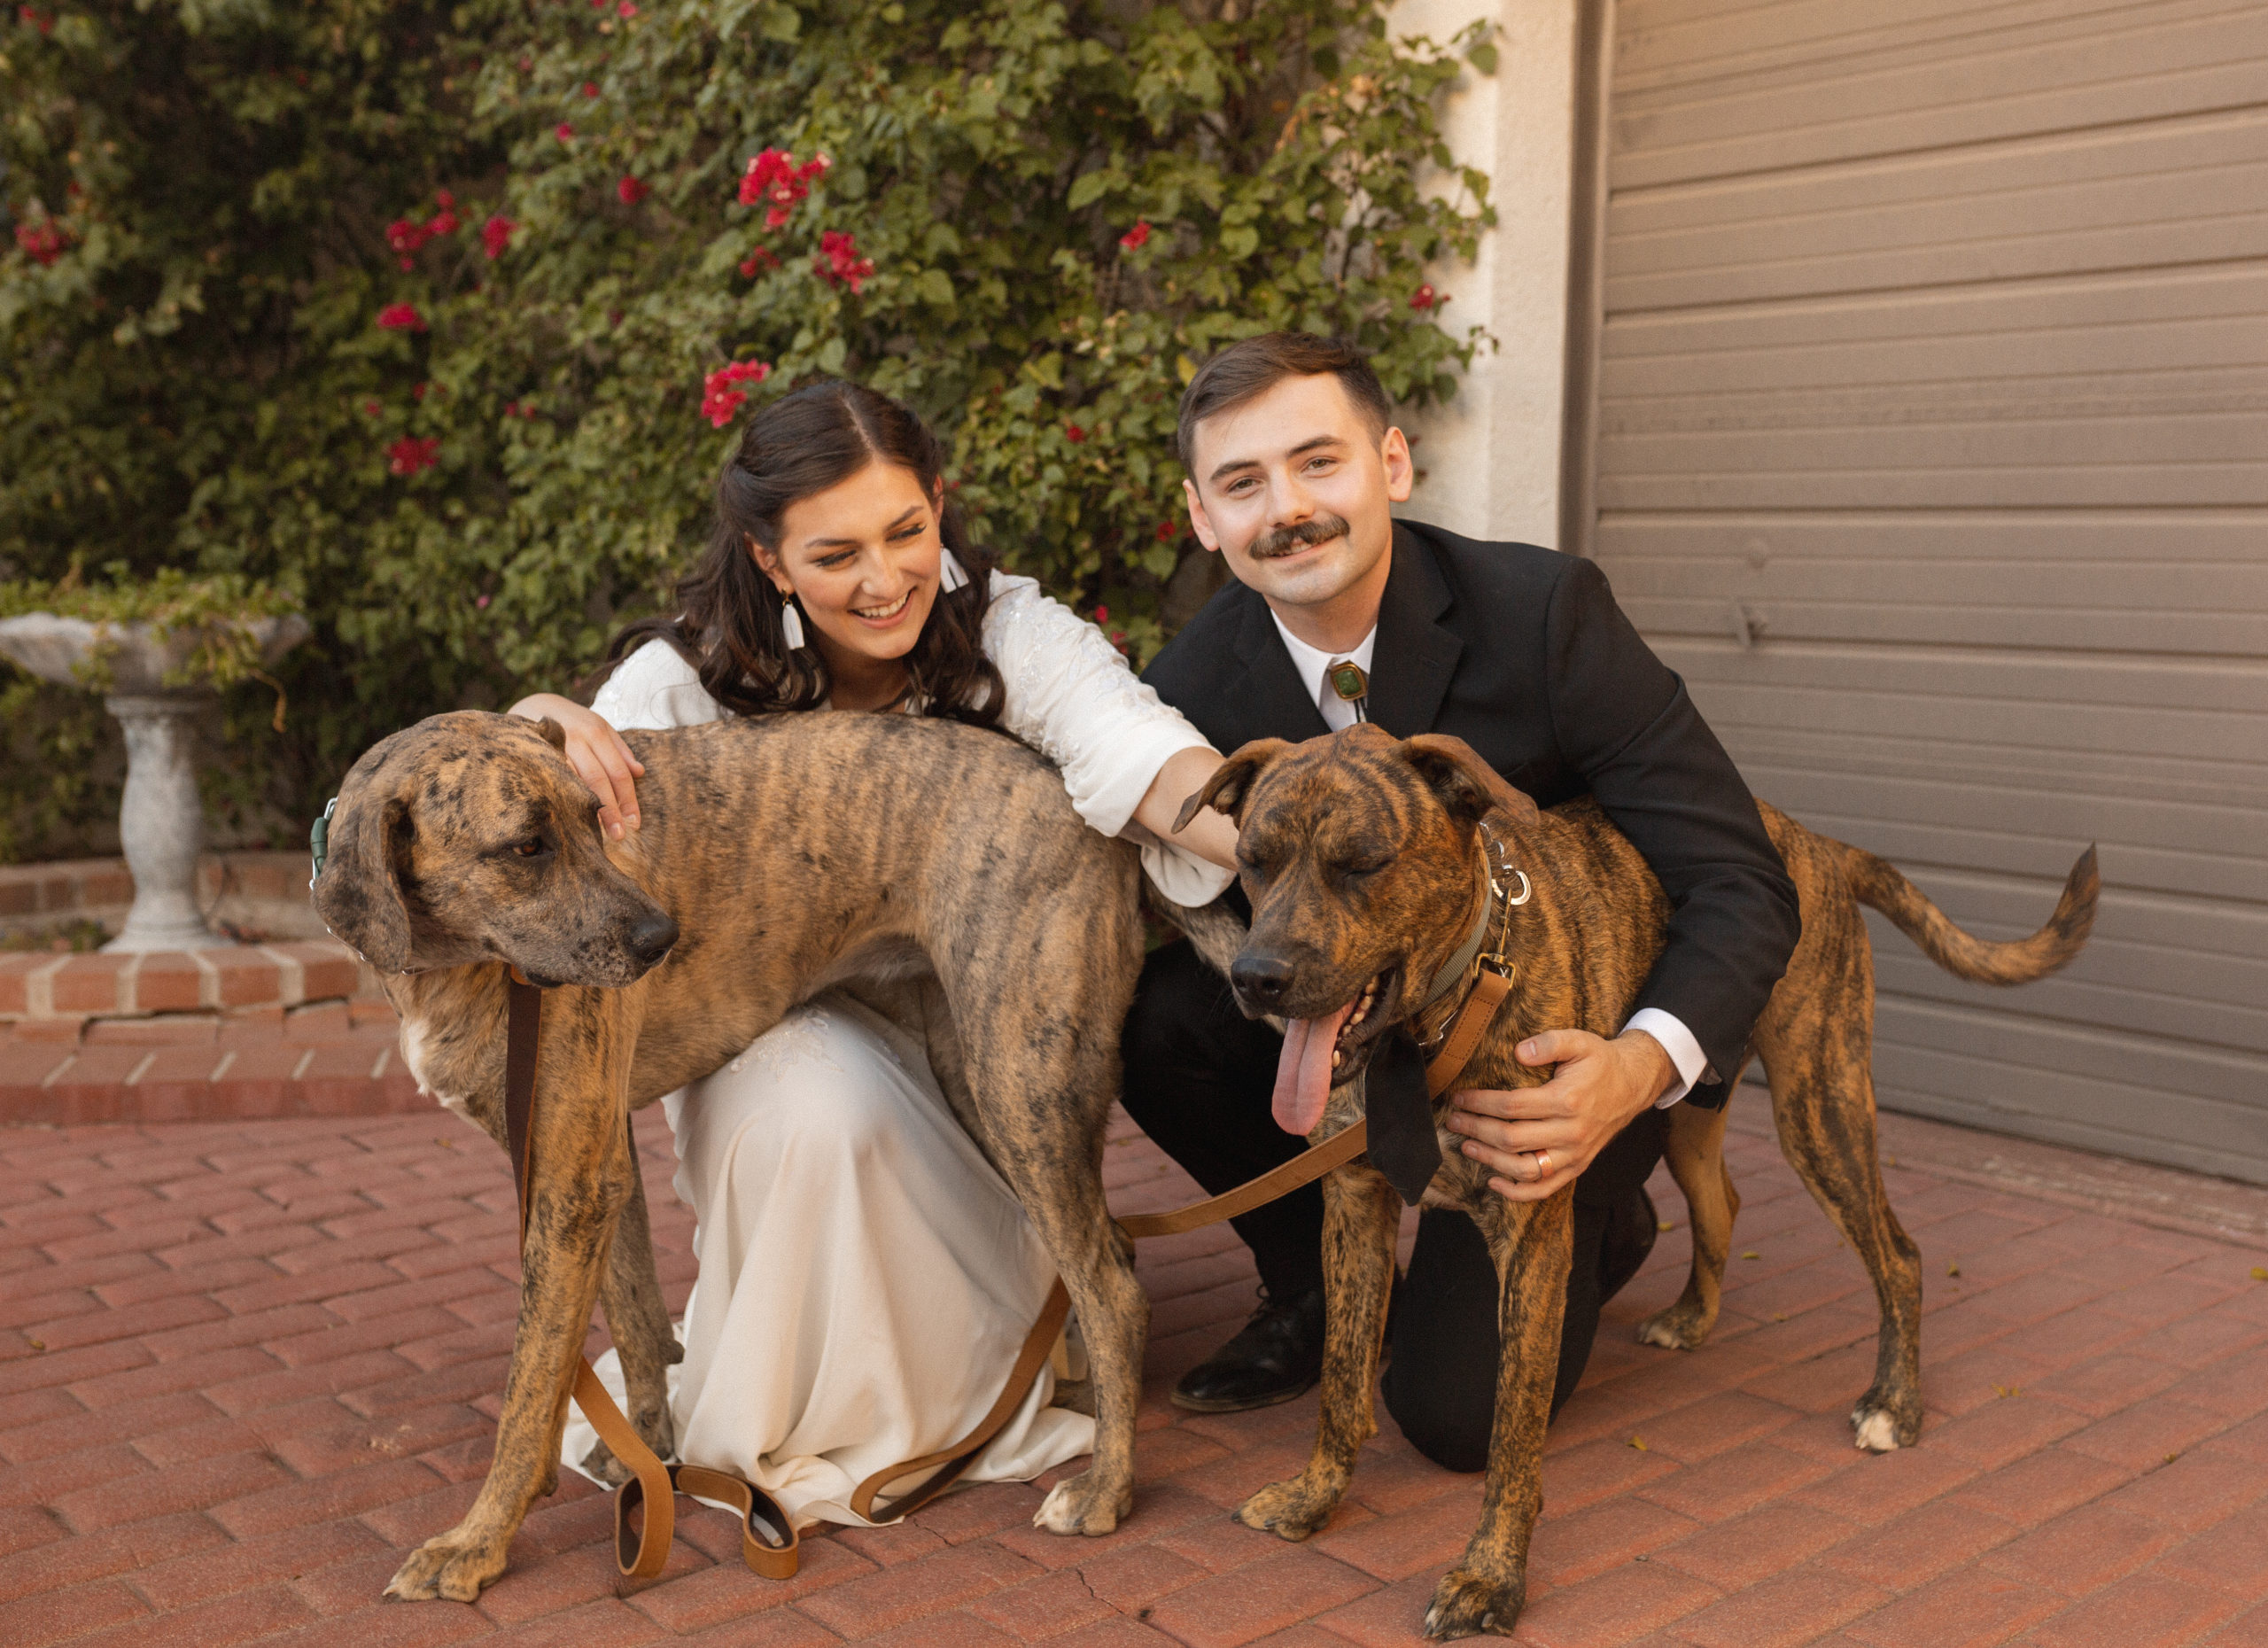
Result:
[0, 0, 1492, 859]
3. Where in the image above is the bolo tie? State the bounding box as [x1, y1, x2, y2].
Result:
[1327, 659, 1369, 723]
[1322, 656, 1444, 1202]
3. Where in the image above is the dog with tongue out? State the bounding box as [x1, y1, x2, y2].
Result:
[1176, 726, 1534, 1209]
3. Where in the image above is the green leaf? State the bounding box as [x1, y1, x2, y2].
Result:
[1067, 168, 1115, 211]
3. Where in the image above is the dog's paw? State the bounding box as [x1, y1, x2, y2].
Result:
[577, 1437, 633, 1489]
[1236, 1475, 1340, 1542]
[383, 1530, 509, 1603]
[1635, 1304, 1709, 1351]
[1850, 1390, 1922, 1452]
[1424, 1566, 1525, 1639]
[1033, 1469, 1130, 1536]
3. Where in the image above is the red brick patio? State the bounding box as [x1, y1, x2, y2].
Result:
[4, 1093, 2266, 1647]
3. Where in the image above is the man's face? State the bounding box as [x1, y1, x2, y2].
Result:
[1182, 373, 1413, 615]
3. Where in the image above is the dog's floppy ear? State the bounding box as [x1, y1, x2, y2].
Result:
[1173, 738, 1295, 834]
[533, 715, 569, 752]
[310, 789, 414, 971]
[1402, 734, 1540, 828]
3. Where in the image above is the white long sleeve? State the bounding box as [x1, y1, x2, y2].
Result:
[980, 574, 1231, 907]
[584, 585, 1234, 906]
[590, 640, 721, 732]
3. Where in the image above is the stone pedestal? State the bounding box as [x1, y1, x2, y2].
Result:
[103, 694, 228, 952]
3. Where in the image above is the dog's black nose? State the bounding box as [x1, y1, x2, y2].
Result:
[1231, 952, 1297, 1009]
[627, 910, 680, 966]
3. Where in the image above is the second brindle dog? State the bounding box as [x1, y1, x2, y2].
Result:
[1178, 723, 2096, 1639]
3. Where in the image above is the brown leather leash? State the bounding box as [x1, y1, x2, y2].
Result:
[500, 891, 1519, 1586]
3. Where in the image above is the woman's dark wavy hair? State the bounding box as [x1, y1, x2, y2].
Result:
[609, 379, 1003, 725]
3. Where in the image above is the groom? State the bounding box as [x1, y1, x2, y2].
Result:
[1123, 332, 1800, 1467]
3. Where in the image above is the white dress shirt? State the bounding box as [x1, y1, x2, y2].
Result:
[1268, 612, 1707, 1108]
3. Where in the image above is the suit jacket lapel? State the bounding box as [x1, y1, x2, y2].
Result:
[1364, 524, 1463, 737]
[1228, 590, 1331, 747]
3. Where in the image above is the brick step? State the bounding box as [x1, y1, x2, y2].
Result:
[0, 940, 378, 1025]
[0, 999, 419, 1125]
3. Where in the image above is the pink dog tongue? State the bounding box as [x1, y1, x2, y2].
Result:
[1271, 1002, 1355, 1137]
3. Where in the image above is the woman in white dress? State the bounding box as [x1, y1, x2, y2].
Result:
[509, 380, 1238, 1533]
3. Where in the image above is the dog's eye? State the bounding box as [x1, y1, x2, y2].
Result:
[512, 838, 547, 859]
[1338, 853, 1394, 879]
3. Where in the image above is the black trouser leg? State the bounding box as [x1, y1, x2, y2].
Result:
[1381, 1108, 1665, 1471]
[1120, 939, 1323, 1300]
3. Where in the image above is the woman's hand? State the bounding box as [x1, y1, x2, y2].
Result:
[509, 693, 646, 840]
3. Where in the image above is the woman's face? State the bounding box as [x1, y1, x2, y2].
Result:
[755, 461, 944, 669]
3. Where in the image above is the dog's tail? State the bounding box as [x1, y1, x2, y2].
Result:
[1829, 839, 2100, 986]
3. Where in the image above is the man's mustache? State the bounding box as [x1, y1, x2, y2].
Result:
[1248, 515, 1352, 560]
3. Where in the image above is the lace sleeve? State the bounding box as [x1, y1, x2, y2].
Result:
[982, 574, 1234, 906]
[589, 639, 724, 732]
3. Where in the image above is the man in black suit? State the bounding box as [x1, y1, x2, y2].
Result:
[1123, 333, 1800, 1468]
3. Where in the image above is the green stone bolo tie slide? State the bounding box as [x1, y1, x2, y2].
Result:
[1328, 659, 1370, 722]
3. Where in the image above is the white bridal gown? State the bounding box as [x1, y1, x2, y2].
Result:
[557, 571, 1233, 1528]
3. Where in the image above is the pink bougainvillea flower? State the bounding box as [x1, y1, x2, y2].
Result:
[412, 383, 428, 401]
[1155, 519, 1177, 541]
[385, 217, 429, 258]
[387, 436, 441, 476]
[429, 206, 459, 237]
[1410, 283, 1437, 310]
[1064, 424, 1087, 444]
[376, 302, 427, 332]
[738, 245, 780, 277]
[700, 359, 773, 428]
[14, 219, 67, 266]
[583, 80, 600, 98]
[1119, 220, 1151, 251]
[17, 7, 55, 34]
[617, 1, 638, 14]
[814, 229, 874, 293]
[480, 215, 516, 260]
[435, 189, 454, 210]
[617, 175, 649, 206]
[555, 122, 575, 143]
[476, 594, 491, 609]
[1092, 605, 1109, 625]
[739, 150, 828, 225]
[363, 400, 382, 416]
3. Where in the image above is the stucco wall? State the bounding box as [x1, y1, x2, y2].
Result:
[1388, 0, 1581, 550]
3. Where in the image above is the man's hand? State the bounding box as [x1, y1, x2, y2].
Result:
[1443, 1029, 1677, 1203]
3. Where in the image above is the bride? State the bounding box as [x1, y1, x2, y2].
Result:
[509, 378, 1238, 1529]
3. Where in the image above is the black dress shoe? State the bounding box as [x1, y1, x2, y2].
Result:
[1170, 1284, 1325, 1412]
[1598, 1183, 1660, 1302]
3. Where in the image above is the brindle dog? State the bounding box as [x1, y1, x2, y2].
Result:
[1177, 724, 2097, 1640]
[313, 709, 1221, 1603]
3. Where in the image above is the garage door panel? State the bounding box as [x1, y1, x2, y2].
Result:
[1610, 108, 2267, 236]
[1609, 156, 2268, 310]
[1612, 553, 2262, 610]
[1662, 640, 2268, 717]
[1604, 267, 2268, 367]
[1614, 0, 2218, 95]
[1596, 511, 2266, 566]
[1611, 6, 2266, 188]
[1878, 997, 2268, 1108]
[1598, 0, 2268, 1176]
[1599, 458, 2268, 511]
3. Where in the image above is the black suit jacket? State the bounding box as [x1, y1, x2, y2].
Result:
[1142, 519, 1801, 1109]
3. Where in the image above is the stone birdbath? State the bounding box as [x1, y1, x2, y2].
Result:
[0, 602, 310, 952]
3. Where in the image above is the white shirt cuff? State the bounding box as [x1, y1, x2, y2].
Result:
[1622, 1008, 1711, 1108]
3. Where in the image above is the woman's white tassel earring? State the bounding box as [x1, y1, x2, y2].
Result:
[939, 548, 970, 593]
[780, 595, 806, 651]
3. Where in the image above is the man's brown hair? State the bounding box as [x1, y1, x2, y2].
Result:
[1176, 332, 1393, 472]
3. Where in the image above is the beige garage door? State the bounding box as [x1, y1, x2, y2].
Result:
[1586, 0, 2268, 1180]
